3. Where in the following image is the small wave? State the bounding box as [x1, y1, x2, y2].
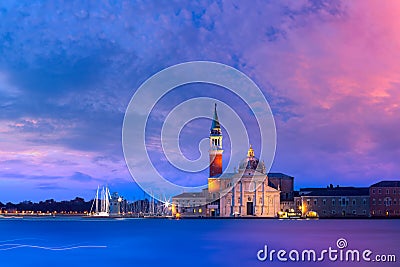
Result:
[0, 243, 107, 251]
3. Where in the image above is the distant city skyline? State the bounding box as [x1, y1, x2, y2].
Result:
[1, 1, 400, 202]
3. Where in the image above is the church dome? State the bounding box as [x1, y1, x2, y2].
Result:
[238, 145, 266, 173]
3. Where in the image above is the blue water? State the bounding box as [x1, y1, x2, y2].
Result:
[0, 218, 398, 267]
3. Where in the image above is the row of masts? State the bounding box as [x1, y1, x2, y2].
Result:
[94, 186, 111, 214]
[89, 186, 171, 216]
[90, 186, 112, 216]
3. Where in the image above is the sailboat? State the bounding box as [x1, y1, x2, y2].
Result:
[89, 186, 111, 217]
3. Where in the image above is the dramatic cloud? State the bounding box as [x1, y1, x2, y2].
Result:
[0, 0, 399, 201]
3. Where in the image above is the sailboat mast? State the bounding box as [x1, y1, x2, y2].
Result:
[152, 192, 155, 215]
[101, 186, 104, 212]
[106, 186, 110, 213]
[95, 185, 99, 213]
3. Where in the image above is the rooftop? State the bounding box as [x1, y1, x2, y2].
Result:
[299, 187, 369, 197]
[172, 192, 205, 199]
[268, 173, 294, 179]
[370, 181, 400, 188]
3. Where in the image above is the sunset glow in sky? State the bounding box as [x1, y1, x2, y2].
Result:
[0, 0, 399, 202]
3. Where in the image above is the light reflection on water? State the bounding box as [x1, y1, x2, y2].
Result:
[0, 218, 398, 267]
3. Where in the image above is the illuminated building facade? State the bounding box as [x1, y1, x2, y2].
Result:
[172, 104, 281, 217]
[213, 146, 281, 217]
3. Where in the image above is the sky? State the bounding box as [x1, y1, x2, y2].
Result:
[0, 0, 399, 202]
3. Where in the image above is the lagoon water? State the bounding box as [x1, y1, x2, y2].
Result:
[0, 217, 399, 267]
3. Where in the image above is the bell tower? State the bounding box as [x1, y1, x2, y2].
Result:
[209, 103, 223, 177]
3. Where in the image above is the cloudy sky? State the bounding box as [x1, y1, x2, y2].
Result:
[0, 0, 399, 202]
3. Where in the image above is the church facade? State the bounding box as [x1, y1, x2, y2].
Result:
[172, 104, 281, 217]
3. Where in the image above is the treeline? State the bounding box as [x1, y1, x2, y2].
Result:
[0, 197, 93, 213]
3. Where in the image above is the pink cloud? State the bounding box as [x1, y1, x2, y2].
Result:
[240, 1, 400, 185]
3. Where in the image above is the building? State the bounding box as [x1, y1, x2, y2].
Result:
[296, 185, 370, 218]
[268, 173, 295, 212]
[370, 181, 400, 217]
[172, 104, 281, 217]
[212, 146, 281, 217]
[170, 191, 207, 217]
[110, 192, 127, 215]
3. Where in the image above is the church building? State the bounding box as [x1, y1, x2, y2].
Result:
[172, 104, 281, 217]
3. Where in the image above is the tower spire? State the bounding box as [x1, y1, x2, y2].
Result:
[211, 103, 220, 130]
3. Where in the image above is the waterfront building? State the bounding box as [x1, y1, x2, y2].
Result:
[295, 185, 370, 218]
[212, 146, 281, 217]
[370, 181, 400, 217]
[172, 104, 281, 217]
[170, 191, 207, 217]
[268, 173, 295, 212]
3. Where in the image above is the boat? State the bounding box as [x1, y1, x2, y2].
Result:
[305, 210, 319, 219]
[88, 186, 111, 217]
[278, 209, 302, 219]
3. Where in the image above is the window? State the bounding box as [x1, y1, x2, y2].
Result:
[363, 199, 367, 205]
[378, 199, 382, 205]
[238, 197, 241, 204]
[314, 199, 317, 205]
[372, 189, 375, 194]
[386, 189, 390, 194]
[259, 198, 262, 204]
[372, 199, 376, 205]
[378, 189, 382, 194]
[323, 199, 326, 205]
[352, 210, 356, 215]
[332, 199, 335, 206]
[199, 208, 202, 213]
[352, 199, 356, 205]
[394, 199, 397, 205]
[385, 198, 392, 206]
[394, 190, 396, 194]
[323, 210, 326, 214]
[332, 210, 336, 214]
[307, 199, 310, 206]
[363, 210, 366, 214]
